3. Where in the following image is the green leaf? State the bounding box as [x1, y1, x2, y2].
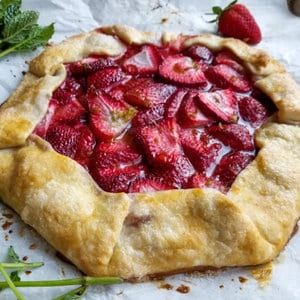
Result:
[10, 271, 21, 282]
[53, 286, 87, 300]
[15, 22, 54, 51]
[4, 4, 21, 25]
[0, 0, 21, 22]
[2, 10, 39, 44]
[212, 6, 222, 15]
[8, 246, 22, 263]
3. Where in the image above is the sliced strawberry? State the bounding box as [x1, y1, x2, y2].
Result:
[238, 96, 269, 127]
[180, 129, 222, 173]
[136, 118, 182, 166]
[212, 151, 254, 192]
[206, 124, 254, 151]
[52, 100, 86, 125]
[196, 89, 238, 123]
[129, 177, 171, 193]
[131, 104, 165, 127]
[178, 92, 214, 128]
[53, 77, 85, 105]
[88, 90, 136, 141]
[205, 64, 251, 93]
[184, 45, 213, 64]
[152, 154, 195, 188]
[164, 89, 187, 118]
[34, 99, 58, 138]
[214, 51, 244, 73]
[107, 84, 126, 102]
[91, 165, 145, 193]
[91, 141, 142, 170]
[124, 79, 176, 108]
[74, 125, 96, 167]
[122, 45, 161, 75]
[184, 173, 207, 189]
[46, 124, 79, 158]
[87, 67, 127, 90]
[68, 57, 116, 76]
[159, 54, 208, 87]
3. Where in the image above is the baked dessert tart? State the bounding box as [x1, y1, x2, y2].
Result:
[0, 25, 300, 280]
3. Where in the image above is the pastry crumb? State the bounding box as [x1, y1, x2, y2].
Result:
[29, 243, 37, 250]
[176, 284, 190, 294]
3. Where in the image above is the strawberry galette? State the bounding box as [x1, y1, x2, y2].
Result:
[0, 25, 300, 279]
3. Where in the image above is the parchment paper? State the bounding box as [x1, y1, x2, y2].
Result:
[1, 0, 300, 299]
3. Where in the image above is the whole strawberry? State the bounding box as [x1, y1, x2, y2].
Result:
[209, 0, 262, 45]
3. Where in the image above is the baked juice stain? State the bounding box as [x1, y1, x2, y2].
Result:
[238, 276, 248, 283]
[159, 282, 173, 290]
[29, 243, 37, 250]
[2, 221, 13, 230]
[176, 284, 190, 294]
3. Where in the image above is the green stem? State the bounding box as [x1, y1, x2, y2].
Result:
[0, 44, 19, 58]
[0, 262, 44, 269]
[0, 264, 24, 300]
[0, 276, 123, 288]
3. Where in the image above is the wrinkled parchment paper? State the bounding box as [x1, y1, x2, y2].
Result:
[1, 0, 300, 299]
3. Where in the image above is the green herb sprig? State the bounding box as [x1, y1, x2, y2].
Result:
[0, 0, 54, 59]
[0, 246, 122, 300]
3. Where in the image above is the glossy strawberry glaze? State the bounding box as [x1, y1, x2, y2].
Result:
[34, 41, 275, 193]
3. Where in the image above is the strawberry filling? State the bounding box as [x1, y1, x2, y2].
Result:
[34, 41, 275, 193]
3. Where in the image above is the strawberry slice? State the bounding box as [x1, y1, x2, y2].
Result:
[88, 90, 136, 141]
[159, 54, 208, 87]
[91, 165, 145, 193]
[122, 45, 161, 75]
[91, 141, 142, 170]
[34, 99, 58, 138]
[129, 177, 171, 193]
[136, 118, 182, 166]
[184, 173, 207, 189]
[205, 64, 251, 93]
[87, 67, 127, 90]
[238, 96, 269, 127]
[131, 104, 165, 127]
[214, 51, 244, 73]
[152, 154, 195, 188]
[164, 89, 187, 118]
[46, 124, 79, 158]
[178, 92, 214, 128]
[124, 79, 176, 108]
[206, 124, 254, 151]
[74, 125, 96, 168]
[196, 89, 238, 123]
[212, 151, 254, 192]
[180, 129, 222, 173]
[53, 77, 85, 105]
[52, 100, 86, 125]
[184, 45, 213, 64]
[68, 57, 116, 76]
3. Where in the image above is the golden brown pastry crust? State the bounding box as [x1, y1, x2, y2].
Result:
[0, 25, 300, 279]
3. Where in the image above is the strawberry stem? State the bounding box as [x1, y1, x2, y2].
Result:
[205, 0, 238, 23]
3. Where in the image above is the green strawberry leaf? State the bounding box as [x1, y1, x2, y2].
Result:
[212, 6, 223, 16]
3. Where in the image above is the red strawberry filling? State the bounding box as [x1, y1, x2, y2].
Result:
[34, 41, 275, 193]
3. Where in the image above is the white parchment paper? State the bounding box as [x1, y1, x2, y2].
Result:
[1, 0, 300, 299]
